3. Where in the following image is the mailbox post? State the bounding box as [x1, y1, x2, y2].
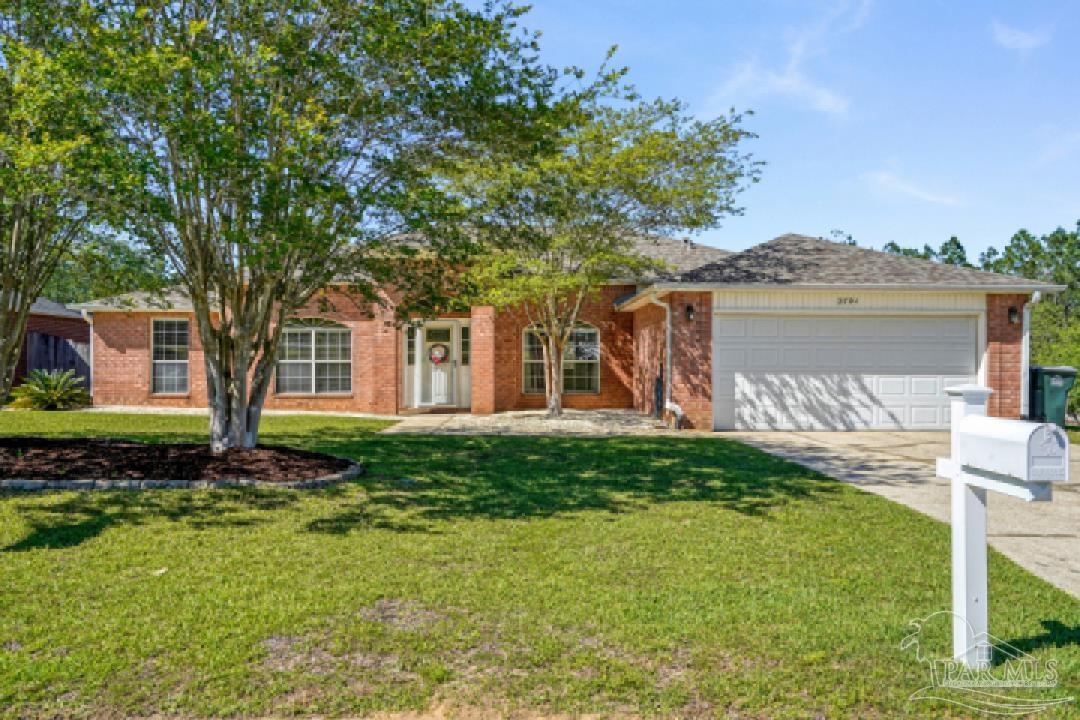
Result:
[936, 385, 1070, 668]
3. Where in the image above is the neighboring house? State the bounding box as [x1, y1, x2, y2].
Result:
[74, 234, 1061, 431]
[15, 298, 91, 385]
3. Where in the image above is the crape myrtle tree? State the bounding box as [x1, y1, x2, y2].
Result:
[44, 234, 171, 304]
[0, 6, 113, 401]
[460, 84, 759, 416]
[80, 0, 562, 450]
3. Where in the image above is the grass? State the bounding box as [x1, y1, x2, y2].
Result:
[1, 412, 1078, 719]
[1067, 424, 1079, 444]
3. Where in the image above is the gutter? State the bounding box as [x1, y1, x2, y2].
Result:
[647, 293, 684, 428]
[81, 309, 94, 401]
[615, 282, 1069, 312]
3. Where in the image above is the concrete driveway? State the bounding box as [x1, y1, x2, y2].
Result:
[727, 431, 1080, 598]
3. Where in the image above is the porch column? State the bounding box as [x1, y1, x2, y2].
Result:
[412, 323, 424, 408]
[470, 306, 496, 414]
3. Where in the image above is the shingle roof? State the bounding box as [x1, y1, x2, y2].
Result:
[670, 234, 1061, 288]
[72, 288, 197, 312]
[29, 297, 83, 318]
[75, 235, 729, 311]
[630, 235, 731, 274]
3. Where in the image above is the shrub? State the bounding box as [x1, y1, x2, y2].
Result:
[10, 370, 91, 410]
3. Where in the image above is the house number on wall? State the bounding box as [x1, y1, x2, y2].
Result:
[836, 297, 859, 305]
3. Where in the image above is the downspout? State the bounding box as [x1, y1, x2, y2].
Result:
[81, 309, 94, 402]
[1021, 292, 1040, 418]
[648, 294, 684, 428]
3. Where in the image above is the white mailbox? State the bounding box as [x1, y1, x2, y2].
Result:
[937, 385, 1071, 669]
[956, 415, 1070, 485]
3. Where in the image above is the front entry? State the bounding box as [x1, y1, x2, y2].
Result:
[424, 326, 454, 405]
[404, 321, 471, 409]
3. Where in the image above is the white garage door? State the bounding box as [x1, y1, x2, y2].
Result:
[712, 315, 978, 430]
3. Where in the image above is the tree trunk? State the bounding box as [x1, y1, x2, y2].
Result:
[545, 332, 564, 418]
[0, 298, 32, 402]
[205, 341, 269, 452]
[198, 294, 283, 453]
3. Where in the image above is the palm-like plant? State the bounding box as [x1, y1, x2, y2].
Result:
[10, 369, 91, 410]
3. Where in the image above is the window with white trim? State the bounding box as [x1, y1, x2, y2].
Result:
[522, 323, 600, 394]
[152, 318, 190, 394]
[276, 319, 352, 394]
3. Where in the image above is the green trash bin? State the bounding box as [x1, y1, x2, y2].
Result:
[1029, 365, 1077, 426]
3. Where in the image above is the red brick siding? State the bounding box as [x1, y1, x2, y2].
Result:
[90, 287, 638, 414]
[986, 293, 1028, 419]
[631, 303, 665, 417]
[91, 288, 401, 413]
[628, 292, 713, 428]
[488, 285, 636, 411]
[469, 306, 497, 414]
[667, 292, 712, 429]
[266, 289, 399, 414]
[92, 312, 208, 407]
[15, 313, 90, 381]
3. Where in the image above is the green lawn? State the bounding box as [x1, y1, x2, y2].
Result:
[1, 412, 1078, 719]
[1067, 424, 1079, 444]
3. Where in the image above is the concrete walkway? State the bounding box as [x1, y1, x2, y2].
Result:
[382, 409, 666, 436]
[727, 431, 1080, 598]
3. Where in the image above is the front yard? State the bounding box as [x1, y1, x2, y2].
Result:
[1, 413, 1078, 718]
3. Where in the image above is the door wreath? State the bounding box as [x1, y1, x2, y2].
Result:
[428, 343, 450, 365]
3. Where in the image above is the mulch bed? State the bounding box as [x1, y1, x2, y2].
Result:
[0, 437, 352, 483]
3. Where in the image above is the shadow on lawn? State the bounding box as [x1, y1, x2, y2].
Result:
[299, 430, 843, 533]
[2, 425, 841, 549]
[3, 488, 299, 552]
[1001, 620, 1080, 659]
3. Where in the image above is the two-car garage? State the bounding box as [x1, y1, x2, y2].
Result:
[620, 235, 1052, 431]
[711, 313, 979, 430]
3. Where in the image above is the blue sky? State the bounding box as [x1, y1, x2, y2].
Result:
[518, 0, 1080, 257]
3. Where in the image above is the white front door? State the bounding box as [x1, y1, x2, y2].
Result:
[424, 325, 455, 405]
[712, 314, 979, 430]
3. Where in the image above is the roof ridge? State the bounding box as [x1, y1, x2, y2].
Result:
[666, 233, 1061, 289]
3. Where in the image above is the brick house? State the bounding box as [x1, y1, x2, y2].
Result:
[74, 234, 1061, 430]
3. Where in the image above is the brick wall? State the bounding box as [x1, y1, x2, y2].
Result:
[266, 289, 399, 414]
[631, 302, 665, 417]
[667, 291, 713, 429]
[986, 293, 1028, 419]
[629, 292, 712, 429]
[15, 313, 90, 382]
[488, 285, 636, 412]
[92, 312, 208, 407]
[91, 288, 400, 413]
[469, 306, 497, 414]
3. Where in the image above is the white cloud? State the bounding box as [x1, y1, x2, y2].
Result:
[991, 20, 1049, 51]
[716, 59, 849, 115]
[705, 0, 871, 116]
[862, 170, 962, 206]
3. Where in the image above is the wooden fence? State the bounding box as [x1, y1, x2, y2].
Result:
[25, 332, 92, 391]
